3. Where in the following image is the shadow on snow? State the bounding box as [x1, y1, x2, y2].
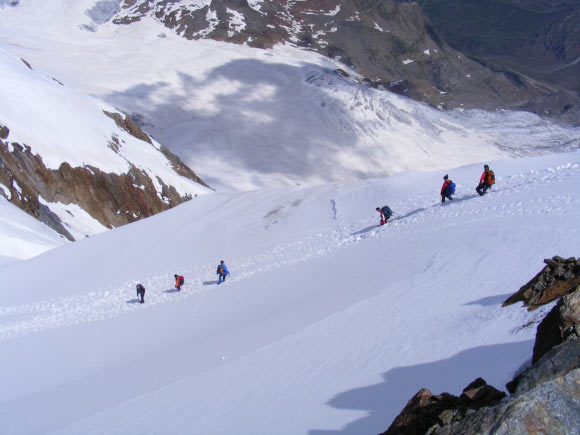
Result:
[308, 340, 533, 435]
[102, 58, 403, 188]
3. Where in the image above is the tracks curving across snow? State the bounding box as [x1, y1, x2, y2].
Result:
[1, 162, 579, 341]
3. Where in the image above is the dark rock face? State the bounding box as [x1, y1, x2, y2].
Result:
[382, 261, 580, 435]
[532, 284, 580, 364]
[503, 256, 580, 311]
[113, 0, 554, 119]
[0, 119, 208, 240]
[417, 0, 580, 125]
[382, 379, 505, 435]
[435, 341, 580, 435]
[381, 388, 459, 435]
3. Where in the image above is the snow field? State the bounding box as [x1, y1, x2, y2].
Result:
[0, 196, 67, 261]
[1, 3, 579, 191]
[1, 152, 579, 434]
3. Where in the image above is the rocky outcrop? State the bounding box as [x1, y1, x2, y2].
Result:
[382, 379, 505, 435]
[531, 284, 580, 364]
[0, 121, 208, 240]
[382, 258, 580, 435]
[113, 0, 551, 118]
[432, 341, 580, 435]
[503, 256, 580, 311]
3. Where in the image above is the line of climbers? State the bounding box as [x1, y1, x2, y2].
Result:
[377, 164, 496, 225]
[134, 164, 498, 300]
[134, 260, 231, 304]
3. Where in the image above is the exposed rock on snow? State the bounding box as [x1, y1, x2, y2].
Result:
[383, 262, 580, 435]
[531, 283, 580, 364]
[432, 341, 580, 435]
[0, 133, 205, 240]
[503, 255, 580, 311]
[381, 379, 505, 435]
[0, 46, 210, 240]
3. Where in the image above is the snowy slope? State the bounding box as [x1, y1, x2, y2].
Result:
[0, 1, 579, 191]
[0, 196, 66, 264]
[0, 42, 211, 250]
[0, 46, 208, 194]
[1, 151, 579, 434]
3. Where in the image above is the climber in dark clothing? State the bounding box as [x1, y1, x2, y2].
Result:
[136, 283, 145, 304]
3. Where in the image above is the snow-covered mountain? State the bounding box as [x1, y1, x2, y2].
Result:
[1, 0, 579, 192]
[114, 0, 578, 121]
[0, 45, 210, 243]
[1, 0, 580, 258]
[1, 2, 580, 432]
[1, 150, 579, 434]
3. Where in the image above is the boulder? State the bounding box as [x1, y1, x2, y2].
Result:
[434, 341, 580, 435]
[381, 388, 459, 435]
[381, 379, 505, 435]
[383, 260, 580, 435]
[532, 285, 580, 364]
[509, 340, 580, 395]
[503, 256, 580, 310]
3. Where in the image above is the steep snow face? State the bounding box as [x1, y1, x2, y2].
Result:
[0, 47, 206, 195]
[0, 45, 211, 243]
[0, 196, 66, 262]
[0, 151, 579, 434]
[0, 2, 579, 191]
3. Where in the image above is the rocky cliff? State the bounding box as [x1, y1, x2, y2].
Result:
[382, 256, 580, 435]
[0, 119, 208, 241]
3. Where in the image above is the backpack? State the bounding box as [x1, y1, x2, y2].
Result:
[218, 266, 224, 275]
[488, 170, 495, 185]
[178, 276, 184, 285]
[446, 182, 456, 195]
[381, 206, 393, 218]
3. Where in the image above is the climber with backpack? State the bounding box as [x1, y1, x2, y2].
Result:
[174, 274, 185, 291]
[216, 260, 230, 284]
[136, 283, 145, 304]
[441, 174, 455, 203]
[376, 205, 393, 226]
[476, 164, 495, 196]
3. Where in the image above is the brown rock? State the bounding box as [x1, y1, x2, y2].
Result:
[0, 133, 207, 240]
[460, 383, 505, 406]
[103, 111, 152, 144]
[0, 125, 9, 140]
[381, 388, 459, 435]
[503, 257, 580, 310]
[533, 285, 580, 363]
